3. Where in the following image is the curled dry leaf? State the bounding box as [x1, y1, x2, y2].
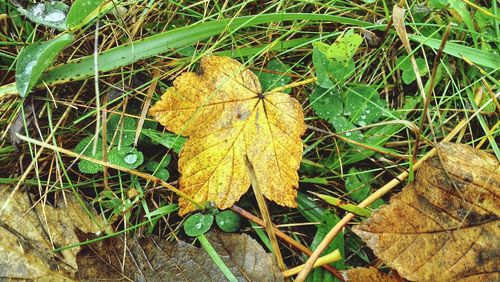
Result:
[0, 187, 102, 280]
[76, 231, 284, 281]
[342, 267, 404, 282]
[149, 56, 306, 215]
[353, 142, 500, 281]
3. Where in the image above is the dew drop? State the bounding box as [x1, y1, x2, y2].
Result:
[44, 10, 66, 22]
[124, 153, 137, 164]
[194, 222, 203, 229]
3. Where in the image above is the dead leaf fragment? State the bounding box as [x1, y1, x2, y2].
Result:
[76, 231, 284, 281]
[343, 267, 404, 282]
[0, 187, 102, 280]
[353, 142, 500, 281]
[149, 56, 306, 215]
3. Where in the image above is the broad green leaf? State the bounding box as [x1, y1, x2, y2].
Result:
[344, 85, 387, 127]
[108, 146, 144, 169]
[215, 210, 241, 233]
[309, 87, 343, 120]
[297, 192, 326, 223]
[297, 195, 344, 282]
[345, 168, 372, 202]
[145, 155, 171, 171]
[15, 34, 73, 97]
[325, 97, 420, 170]
[74, 136, 103, 174]
[308, 211, 344, 282]
[65, 0, 105, 28]
[141, 129, 186, 154]
[396, 57, 428, 84]
[320, 31, 363, 66]
[17, 1, 69, 30]
[312, 43, 356, 86]
[330, 116, 363, 141]
[184, 213, 214, 237]
[257, 59, 292, 93]
[428, 0, 447, 9]
[106, 114, 136, 147]
[153, 168, 169, 180]
[312, 47, 336, 88]
[145, 155, 171, 180]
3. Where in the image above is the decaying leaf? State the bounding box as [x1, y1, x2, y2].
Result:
[0, 186, 102, 280]
[149, 56, 306, 215]
[76, 231, 284, 281]
[342, 267, 403, 282]
[353, 142, 500, 281]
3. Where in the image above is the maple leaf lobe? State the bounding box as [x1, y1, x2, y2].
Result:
[149, 56, 306, 215]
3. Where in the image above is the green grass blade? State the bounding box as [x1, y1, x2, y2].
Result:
[198, 234, 238, 282]
[15, 33, 74, 97]
[408, 34, 500, 69]
[65, 0, 105, 29]
[1, 13, 375, 97]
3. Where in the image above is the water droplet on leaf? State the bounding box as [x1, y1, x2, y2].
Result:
[124, 153, 137, 164]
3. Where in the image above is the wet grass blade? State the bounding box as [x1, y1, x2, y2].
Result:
[15, 33, 74, 97]
[1, 13, 374, 97]
[409, 34, 500, 69]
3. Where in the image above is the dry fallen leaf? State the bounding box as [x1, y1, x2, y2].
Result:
[0, 186, 102, 280]
[150, 56, 306, 215]
[353, 142, 500, 281]
[342, 267, 403, 282]
[76, 231, 284, 281]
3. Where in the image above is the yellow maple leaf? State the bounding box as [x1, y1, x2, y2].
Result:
[149, 56, 306, 215]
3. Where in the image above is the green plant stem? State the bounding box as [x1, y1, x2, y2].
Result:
[198, 234, 238, 282]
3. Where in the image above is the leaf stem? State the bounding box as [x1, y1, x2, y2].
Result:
[197, 234, 238, 282]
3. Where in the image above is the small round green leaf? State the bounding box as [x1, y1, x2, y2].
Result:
[74, 136, 103, 174]
[106, 114, 137, 147]
[309, 87, 343, 121]
[108, 146, 144, 169]
[184, 213, 214, 237]
[215, 210, 241, 232]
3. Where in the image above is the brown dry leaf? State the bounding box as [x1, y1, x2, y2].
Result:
[76, 231, 284, 281]
[343, 267, 404, 282]
[0, 186, 103, 280]
[353, 142, 500, 281]
[149, 56, 306, 215]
